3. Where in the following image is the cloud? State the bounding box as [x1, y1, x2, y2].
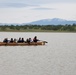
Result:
[0, 3, 38, 8]
[32, 7, 55, 10]
[0, 0, 76, 8]
[0, 0, 76, 5]
[0, 1, 76, 23]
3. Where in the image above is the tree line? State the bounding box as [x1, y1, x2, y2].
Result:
[0, 24, 76, 32]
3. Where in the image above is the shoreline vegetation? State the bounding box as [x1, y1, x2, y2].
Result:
[0, 24, 76, 32]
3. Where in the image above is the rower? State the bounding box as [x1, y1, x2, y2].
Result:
[10, 38, 14, 43]
[3, 38, 8, 43]
[33, 36, 39, 42]
[22, 38, 25, 43]
[17, 37, 22, 43]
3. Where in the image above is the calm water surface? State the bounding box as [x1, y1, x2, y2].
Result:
[0, 32, 76, 75]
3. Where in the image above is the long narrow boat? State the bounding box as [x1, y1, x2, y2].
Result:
[0, 41, 47, 46]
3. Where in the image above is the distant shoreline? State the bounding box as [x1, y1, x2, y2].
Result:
[0, 25, 76, 32]
[0, 31, 76, 33]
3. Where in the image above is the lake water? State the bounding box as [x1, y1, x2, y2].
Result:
[0, 32, 76, 75]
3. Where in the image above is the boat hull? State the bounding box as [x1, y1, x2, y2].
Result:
[0, 42, 45, 46]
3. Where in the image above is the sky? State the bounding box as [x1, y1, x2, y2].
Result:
[0, 0, 76, 23]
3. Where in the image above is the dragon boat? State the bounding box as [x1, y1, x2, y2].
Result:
[0, 41, 47, 46]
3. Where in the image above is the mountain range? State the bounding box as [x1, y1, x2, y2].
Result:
[26, 18, 76, 25]
[0, 18, 76, 25]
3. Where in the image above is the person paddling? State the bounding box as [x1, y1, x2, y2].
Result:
[33, 36, 39, 42]
[3, 38, 8, 43]
[10, 38, 14, 43]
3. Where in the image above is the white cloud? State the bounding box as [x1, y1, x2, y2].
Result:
[0, 3, 38, 8]
[32, 7, 55, 10]
[0, 0, 76, 4]
[0, 3, 76, 23]
[0, 0, 76, 5]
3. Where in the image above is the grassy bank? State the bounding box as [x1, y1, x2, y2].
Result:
[0, 24, 76, 32]
[0, 29, 76, 32]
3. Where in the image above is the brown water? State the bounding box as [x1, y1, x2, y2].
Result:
[0, 32, 76, 75]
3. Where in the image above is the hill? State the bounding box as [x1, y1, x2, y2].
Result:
[27, 18, 76, 25]
[0, 18, 76, 25]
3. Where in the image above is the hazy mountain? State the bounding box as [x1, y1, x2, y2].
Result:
[27, 18, 76, 25]
[0, 18, 76, 25]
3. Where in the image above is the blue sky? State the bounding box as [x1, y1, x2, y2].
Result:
[0, 0, 76, 23]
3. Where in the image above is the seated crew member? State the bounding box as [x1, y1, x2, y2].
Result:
[17, 37, 22, 43]
[21, 38, 25, 43]
[28, 38, 32, 42]
[14, 38, 17, 43]
[33, 36, 39, 42]
[3, 38, 8, 43]
[25, 38, 32, 44]
[10, 38, 14, 43]
[26, 38, 29, 43]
